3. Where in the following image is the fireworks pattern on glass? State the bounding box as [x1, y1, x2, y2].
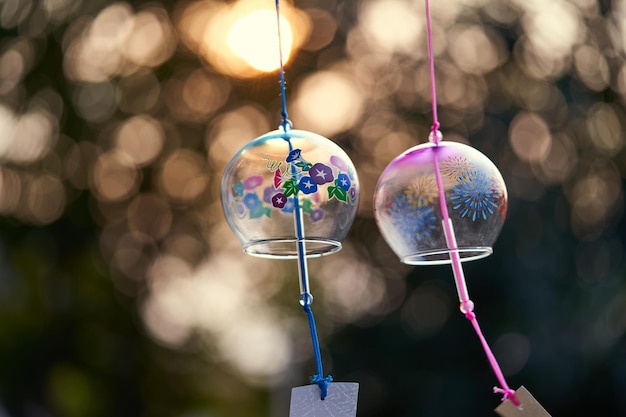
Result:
[404, 176, 438, 208]
[388, 193, 436, 242]
[450, 170, 499, 221]
[384, 155, 504, 235]
[440, 155, 475, 181]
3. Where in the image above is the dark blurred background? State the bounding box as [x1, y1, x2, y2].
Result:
[0, 0, 624, 416]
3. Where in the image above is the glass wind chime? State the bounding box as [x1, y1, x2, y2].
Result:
[221, 0, 550, 415]
[374, 1, 550, 416]
[221, 1, 359, 416]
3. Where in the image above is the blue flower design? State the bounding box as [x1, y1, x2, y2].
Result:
[286, 149, 302, 162]
[388, 194, 436, 242]
[233, 182, 244, 197]
[298, 176, 318, 194]
[243, 193, 260, 209]
[281, 197, 295, 213]
[451, 171, 498, 221]
[337, 173, 351, 191]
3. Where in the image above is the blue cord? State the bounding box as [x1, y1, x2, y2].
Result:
[303, 302, 333, 399]
[284, 138, 332, 399]
[275, 0, 330, 399]
[275, 0, 290, 130]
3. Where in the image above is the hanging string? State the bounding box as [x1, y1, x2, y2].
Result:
[304, 303, 333, 399]
[275, 0, 291, 131]
[425, 0, 440, 142]
[289, 143, 332, 399]
[424, 0, 520, 407]
[276, 0, 330, 399]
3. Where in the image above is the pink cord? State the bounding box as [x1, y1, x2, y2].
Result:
[466, 311, 520, 407]
[425, 0, 440, 141]
[424, 0, 520, 407]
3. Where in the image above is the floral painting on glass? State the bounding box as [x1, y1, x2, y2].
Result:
[229, 148, 357, 225]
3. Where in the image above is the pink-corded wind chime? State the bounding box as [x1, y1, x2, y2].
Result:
[373, 1, 551, 416]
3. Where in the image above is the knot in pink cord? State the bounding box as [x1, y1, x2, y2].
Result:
[428, 128, 442, 145]
[494, 387, 521, 407]
[460, 300, 475, 316]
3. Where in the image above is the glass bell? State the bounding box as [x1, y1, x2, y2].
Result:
[374, 140, 507, 265]
[221, 127, 360, 259]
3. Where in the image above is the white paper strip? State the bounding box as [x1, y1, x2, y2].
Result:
[289, 382, 359, 417]
[495, 386, 551, 417]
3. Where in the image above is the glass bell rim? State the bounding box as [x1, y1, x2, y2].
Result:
[243, 238, 342, 260]
[401, 246, 493, 266]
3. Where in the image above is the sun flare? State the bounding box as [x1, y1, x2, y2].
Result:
[227, 10, 293, 72]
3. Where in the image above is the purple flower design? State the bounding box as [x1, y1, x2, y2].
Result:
[243, 193, 260, 209]
[263, 186, 275, 203]
[271, 192, 287, 208]
[243, 175, 263, 190]
[286, 149, 302, 162]
[310, 209, 324, 222]
[337, 173, 351, 191]
[330, 155, 348, 171]
[349, 187, 357, 200]
[298, 176, 318, 194]
[310, 163, 334, 185]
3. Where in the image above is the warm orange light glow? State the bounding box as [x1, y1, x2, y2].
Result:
[227, 10, 292, 72]
[176, 0, 310, 78]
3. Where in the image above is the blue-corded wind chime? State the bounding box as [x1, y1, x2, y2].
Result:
[221, 1, 360, 416]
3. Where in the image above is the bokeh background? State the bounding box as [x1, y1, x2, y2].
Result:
[0, 0, 624, 416]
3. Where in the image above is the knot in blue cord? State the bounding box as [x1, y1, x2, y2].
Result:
[278, 118, 292, 133]
[311, 374, 333, 400]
